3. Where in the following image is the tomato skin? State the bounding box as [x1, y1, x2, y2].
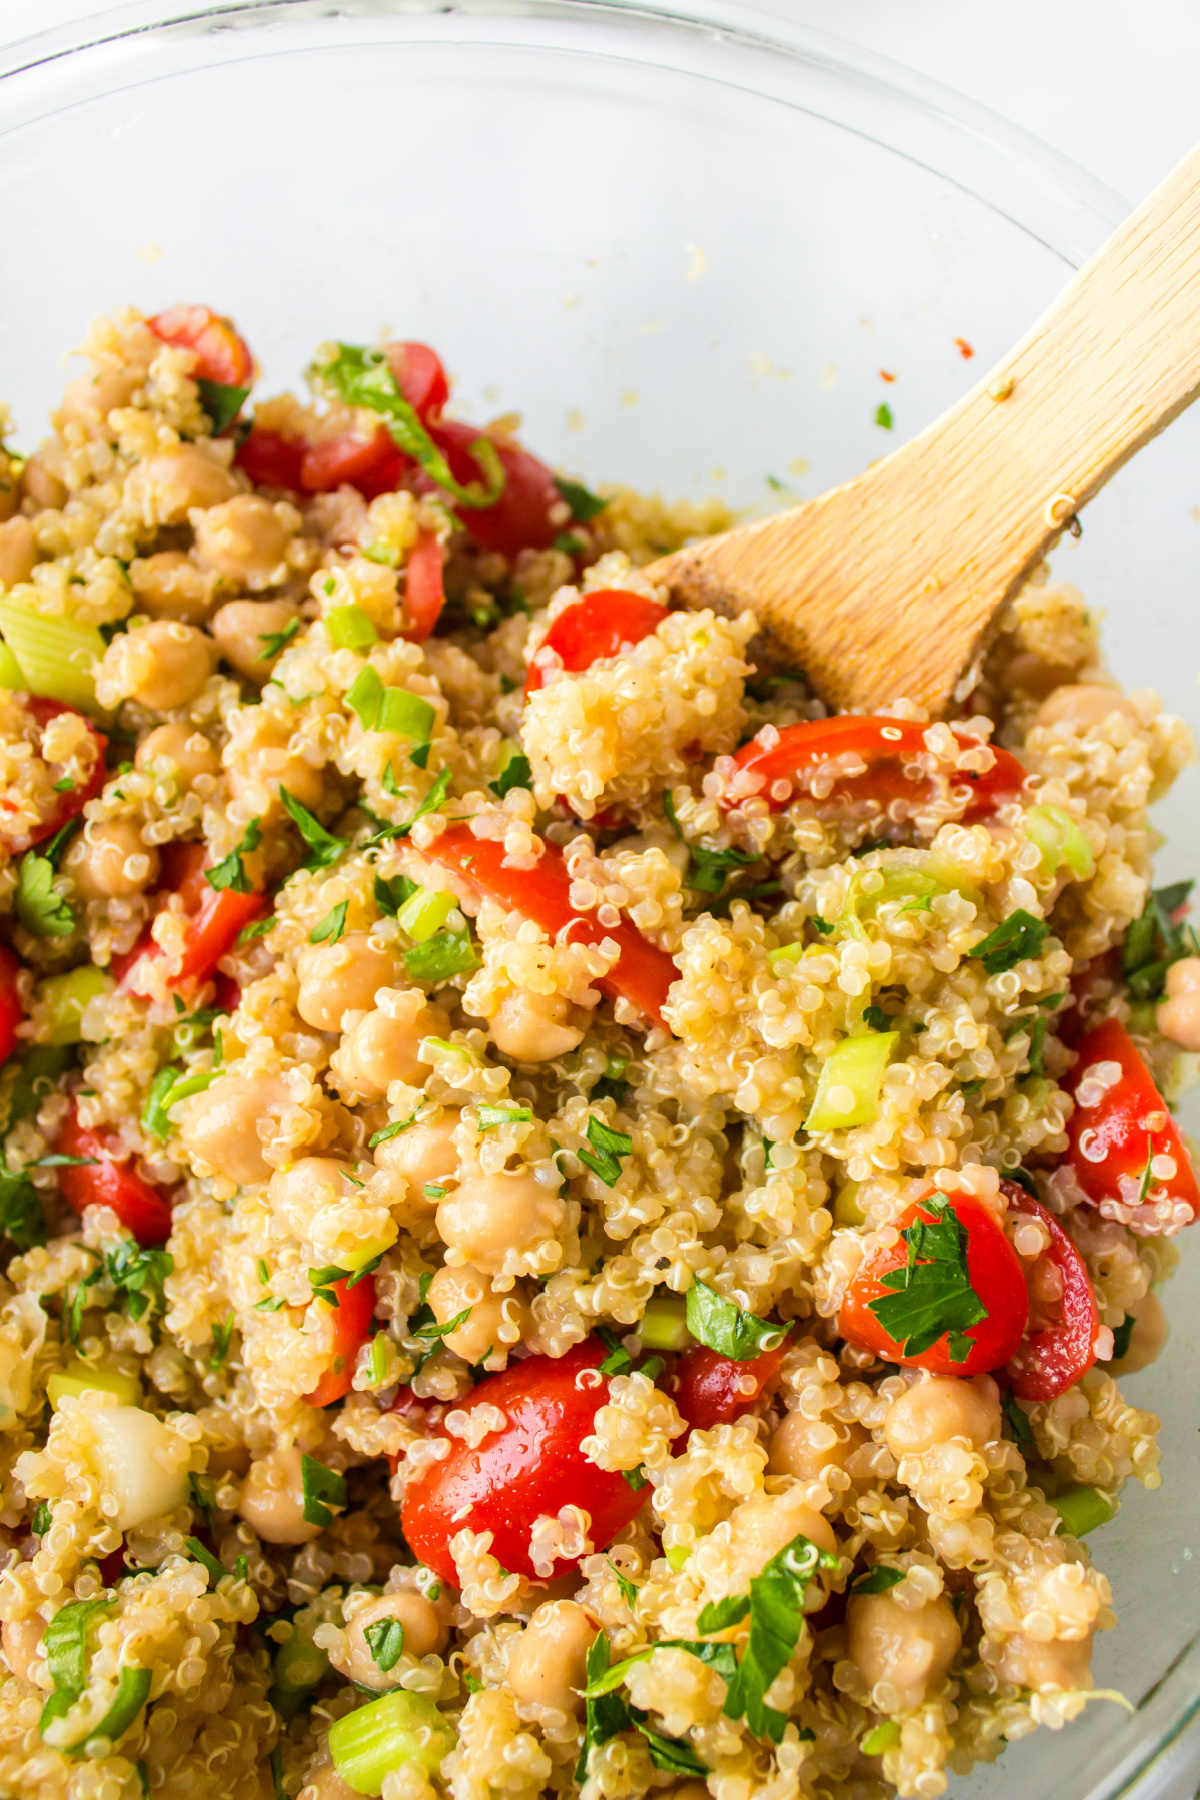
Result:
[298, 423, 405, 499]
[400, 1339, 647, 1585]
[305, 1274, 377, 1408]
[0, 945, 25, 1066]
[1001, 1182, 1099, 1402]
[55, 1106, 174, 1246]
[1063, 1016, 1200, 1230]
[115, 841, 268, 995]
[422, 826, 676, 1029]
[672, 1340, 788, 1433]
[147, 305, 254, 389]
[838, 1189, 1030, 1375]
[385, 342, 450, 420]
[234, 427, 305, 491]
[724, 718, 1027, 822]
[524, 592, 669, 696]
[402, 532, 446, 642]
[427, 418, 561, 558]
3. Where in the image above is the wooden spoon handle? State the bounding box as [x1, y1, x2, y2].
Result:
[652, 144, 1200, 715]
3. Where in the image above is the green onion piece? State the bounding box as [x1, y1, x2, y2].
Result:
[638, 1293, 691, 1352]
[184, 1535, 226, 1585]
[1050, 1484, 1115, 1538]
[0, 602, 107, 715]
[1023, 804, 1096, 879]
[0, 638, 27, 688]
[269, 1619, 330, 1721]
[48, 1362, 140, 1409]
[862, 1721, 901, 1755]
[91, 1663, 152, 1746]
[805, 1032, 899, 1131]
[327, 604, 379, 651]
[397, 886, 455, 943]
[39, 965, 112, 1046]
[142, 1065, 181, 1141]
[330, 1691, 456, 1795]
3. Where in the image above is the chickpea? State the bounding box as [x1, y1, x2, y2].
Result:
[237, 1445, 321, 1546]
[1, 1614, 45, 1686]
[295, 936, 403, 1033]
[331, 1592, 448, 1690]
[883, 1375, 1001, 1460]
[488, 988, 586, 1063]
[1157, 955, 1200, 1053]
[129, 550, 219, 623]
[101, 620, 217, 711]
[126, 446, 238, 525]
[436, 1173, 565, 1277]
[1035, 684, 1138, 734]
[59, 366, 140, 426]
[1108, 1290, 1169, 1376]
[178, 1070, 293, 1185]
[506, 1601, 595, 1715]
[0, 516, 36, 588]
[268, 1158, 365, 1241]
[372, 1109, 460, 1202]
[994, 1628, 1093, 1692]
[212, 600, 301, 680]
[21, 455, 67, 511]
[227, 717, 326, 818]
[729, 1491, 837, 1578]
[300, 1764, 360, 1800]
[135, 722, 221, 785]
[63, 817, 160, 901]
[768, 1412, 867, 1481]
[845, 1591, 962, 1712]
[427, 1264, 531, 1365]
[193, 495, 293, 588]
[334, 1000, 451, 1097]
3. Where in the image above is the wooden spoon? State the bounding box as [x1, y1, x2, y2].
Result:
[649, 145, 1200, 717]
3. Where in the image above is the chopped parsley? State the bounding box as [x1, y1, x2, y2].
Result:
[280, 789, 348, 869]
[555, 475, 608, 521]
[404, 928, 478, 982]
[866, 1194, 988, 1363]
[685, 1279, 787, 1362]
[489, 751, 533, 799]
[236, 915, 274, 945]
[208, 1313, 235, 1370]
[862, 1004, 890, 1032]
[364, 1617, 406, 1672]
[969, 909, 1049, 974]
[15, 849, 75, 938]
[205, 818, 262, 894]
[476, 1103, 533, 1131]
[578, 1116, 633, 1188]
[1123, 880, 1199, 999]
[196, 378, 250, 435]
[308, 901, 349, 945]
[576, 1634, 709, 1782]
[875, 402, 894, 430]
[1002, 1390, 1036, 1453]
[663, 787, 759, 897]
[300, 1455, 347, 1528]
[258, 617, 301, 659]
[849, 1565, 905, 1595]
[374, 873, 419, 917]
[595, 1325, 633, 1378]
[721, 1531, 839, 1740]
[607, 1558, 639, 1609]
[368, 1111, 418, 1148]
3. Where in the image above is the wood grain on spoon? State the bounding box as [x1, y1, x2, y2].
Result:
[650, 144, 1200, 718]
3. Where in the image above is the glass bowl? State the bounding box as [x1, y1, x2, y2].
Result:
[1, 5, 1197, 1797]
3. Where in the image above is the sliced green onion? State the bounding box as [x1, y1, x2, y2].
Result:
[805, 1031, 899, 1132]
[665, 1545, 692, 1571]
[638, 1293, 691, 1352]
[329, 1690, 456, 1796]
[862, 1721, 901, 1756]
[346, 665, 436, 742]
[327, 605, 380, 651]
[404, 930, 478, 982]
[397, 886, 455, 943]
[92, 1663, 152, 1746]
[39, 965, 112, 1045]
[1050, 1484, 1115, 1538]
[1023, 804, 1096, 879]
[0, 601, 106, 714]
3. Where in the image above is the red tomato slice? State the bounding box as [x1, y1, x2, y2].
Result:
[427, 418, 561, 559]
[0, 945, 25, 1066]
[299, 423, 405, 499]
[672, 1338, 789, 1433]
[402, 532, 446, 642]
[0, 700, 108, 857]
[400, 1338, 647, 1585]
[55, 1105, 174, 1246]
[723, 717, 1027, 823]
[838, 1188, 1029, 1375]
[235, 427, 305, 491]
[524, 592, 669, 696]
[1001, 1181, 1100, 1402]
[422, 826, 676, 1029]
[305, 1273, 377, 1408]
[115, 841, 268, 995]
[385, 342, 450, 420]
[1063, 1016, 1200, 1231]
[147, 305, 254, 388]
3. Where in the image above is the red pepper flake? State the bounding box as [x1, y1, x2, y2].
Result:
[955, 338, 974, 360]
[879, 369, 896, 383]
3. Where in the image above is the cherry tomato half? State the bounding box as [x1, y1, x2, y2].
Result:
[421, 826, 676, 1029]
[1064, 1016, 1200, 1232]
[1001, 1181, 1100, 1402]
[723, 718, 1027, 824]
[305, 1273, 377, 1408]
[55, 1105, 174, 1246]
[298, 423, 405, 499]
[838, 1188, 1029, 1376]
[234, 427, 305, 491]
[524, 592, 669, 696]
[147, 305, 254, 389]
[385, 341, 450, 420]
[0, 945, 25, 1067]
[401, 532, 446, 642]
[0, 699, 108, 857]
[401, 1338, 647, 1585]
[672, 1338, 789, 1433]
[115, 841, 268, 995]
[427, 418, 561, 559]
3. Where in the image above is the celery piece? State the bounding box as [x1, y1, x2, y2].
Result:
[39, 965, 112, 1046]
[91, 1663, 152, 1747]
[639, 1293, 691, 1352]
[397, 886, 455, 944]
[862, 1721, 901, 1756]
[1050, 1484, 1115, 1538]
[329, 1690, 456, 1795]
[345, 666, 434, 741]
[327, 604, 380, 651]
[839, 853, 981, 941]
[1024, 804, 1096, 879]
[0, 638, 27, 689]
[665, 1544, 692, 1571]
[832, 1179, 866, 1226]
[0, 602, 106, 715]
[269, 1622, 330, 1721]
[48, 1362, 141, 1409]
[805, 1032, 899, 1131]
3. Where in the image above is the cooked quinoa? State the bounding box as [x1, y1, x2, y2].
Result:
[0, 305, 1194, 1800]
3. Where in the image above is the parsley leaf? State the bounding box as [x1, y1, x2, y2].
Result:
[607, 1558, 639, 1609]
[863, 1004, 890, 1033]
[364, 1617, 405, 1672]
[236, 915, 274, 945]
[105, 1242, 173, 1324]
[663, 788, 758, 896]
[489, 751, 533, 799]
[685, 1279, 787, 1362]
[208, 1313, 235, 1370]
[258, 617, 301, 659]
[308, 901, 349, 945]
[578, 1116, 633, 1187]
[849, 1565, 905, 1595]
[576, 1634, 635, 1783]
[595, 1325, 633, 1378]
[280, 789, 348, 869]
[205, 818, 262, 894]
[866, 1194, 988, 1362]
[696, 1594, 751, 1633]
[723, 1531, 838, 1741]
[970, 909, 1049, 974]
[368, 1111, 418, 1148]
[16, 850, 75, 938]
[404, 929, 478, 982]
[621, 1465, 650, 1490]
[196, 378, 250, 435]
[1106, 1315, 1136, 1363]
[555, 475, 608, 522]
[0, 1165, 47, 1249]
[476, 1103, 532, 1131]
[1001, 1390, 1036, 1453]
[300, 1455, 346, 1528]
[374, 873, 418, 917]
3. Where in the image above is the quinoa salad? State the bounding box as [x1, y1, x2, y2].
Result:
[0, 305, 1194, 1800]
